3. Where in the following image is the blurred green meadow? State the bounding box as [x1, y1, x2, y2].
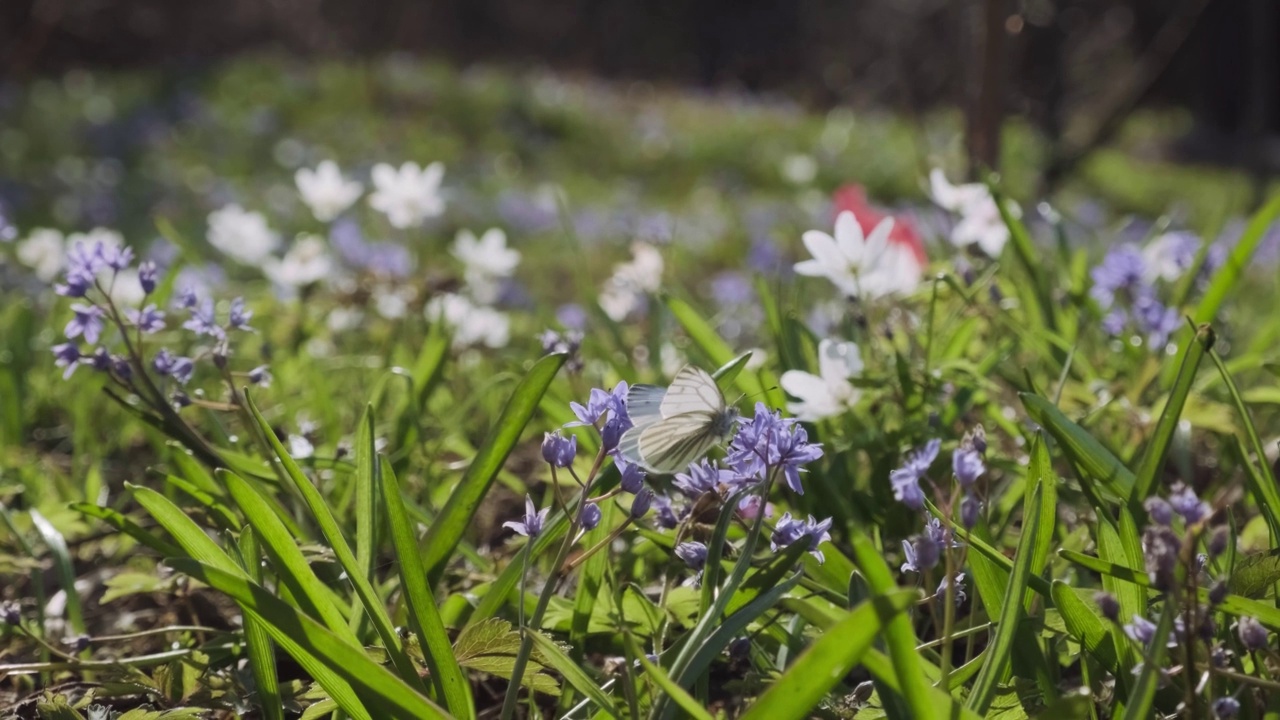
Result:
[1, 54, 1280, 719]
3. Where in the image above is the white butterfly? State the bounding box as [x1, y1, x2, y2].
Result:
[619, 365, 740, 474]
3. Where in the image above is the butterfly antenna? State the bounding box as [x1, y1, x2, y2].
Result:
[735, 385, 779, 405]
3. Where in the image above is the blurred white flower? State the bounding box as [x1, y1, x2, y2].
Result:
[16, 228, 66, 281]
[780, 153, 818, 185]
[780, 338, 863, 421]
[794, 211, 921, 299]
[295, 161, 363, 222]
[327, 306, 365, 333]
[368, 161, 445, 229]
[426, 292, 510, 348]
[266, 234, 333, 288]
[1141, 231, 1200, 283]
[660, 343, 684, 377]
[453, 227, 520, 304]
[109, 268, 146, 307]
[288, 434, 315, 459]
[207, 205, 280, 264]
[929, 169, 1017, 257]
[599, 242, 664, 321]
[372, 286, 411, 319]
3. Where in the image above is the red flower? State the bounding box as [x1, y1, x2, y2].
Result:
[832, 185, 927, 266]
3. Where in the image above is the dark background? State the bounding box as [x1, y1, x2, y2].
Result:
[3, 0, 1277, 188]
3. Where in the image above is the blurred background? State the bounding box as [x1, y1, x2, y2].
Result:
[0, 0, 1275, 238]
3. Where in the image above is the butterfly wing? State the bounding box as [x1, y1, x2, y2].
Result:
[659, 365, 725, 417]
[626, 383, 668, 424]
[634, 412, 721, 474]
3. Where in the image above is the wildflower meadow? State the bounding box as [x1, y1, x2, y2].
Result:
[4, 57, 1280, 720]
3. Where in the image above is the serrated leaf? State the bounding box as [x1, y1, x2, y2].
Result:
[1228, 552, 1280, 599]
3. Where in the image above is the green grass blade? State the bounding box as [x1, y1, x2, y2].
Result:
[664, 295, 784, 407]
[1026, 435, 1059, 608]
[991, 186, 1057, 333]
[966, 477, 1043, 714]
[380, 457, 476, 718]
[927, 500, 1054, 600]
[69, 503, 181, 557]
[1130, 323, 1212, 503]
[1050, 581, 1121, 683]
[419, 352, 567, 580]
[1194, 192, 1280, 323]
[1120, 603, 1175, 720]
[354, 406, 378, 595]
[1021, 393, 1133, 500]
[29, 509, 85, 638]
[859, 648, 983, 720]
[235, 528, 285, 720]
[129, 484, 243, 572]
[242, 390, 426, 694]
[848, 528, 938, 720]
[221, 469, 357, 639]
[528, 630, 621, 719]
[167, 559, 449, 720]
[1208, 348, 1280, 540]
[622, 633, 712, 720]
[740, 589, 917, 720]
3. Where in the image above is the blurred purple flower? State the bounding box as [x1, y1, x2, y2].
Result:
[770, 512, 832, 564]
[153, 348, 195, 385]
[65, 304, 105, 343]
[890, 439, 940, 511]
[126, 304, 165, 334]
[52, 343, 81, 379]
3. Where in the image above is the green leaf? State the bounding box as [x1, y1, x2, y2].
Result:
[419, 352, 567, 580]
[69, 503, 181, 557]
[1020, 393, 1133, 500]
[1195, 192, 1280, 323]
[848, 529, 938, 720]
[623, 633, 713, 720]
[167, 559, 449, 720]
[30, 510, 84, 636]
[242, 391, 426, 694]
[664, 295, 784, 408]
[354, 406, 378, 598]
[527, 630, 621, 719]
[927, 502, 1054, 601]
[380, 457, 475, 717]
[1208, 348, 1280, 541]
[967, 477, 1044, 714]
[1050, 581, 1120, 680]
[1131, 322, 1211, 503]
[235, 528, 285, 720]
[740, 590, 917, 720]
[710, 350, 755, 389]
[1227, 552, 1280, 599]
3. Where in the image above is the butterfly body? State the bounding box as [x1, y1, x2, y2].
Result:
[620, 365, 739, 474]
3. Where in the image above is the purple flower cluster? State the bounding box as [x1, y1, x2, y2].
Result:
[726, 403, 823, 495]
[1089, 242, 1183, 348]
[565, 381, 632, 453]
[770, 513, 832, 563]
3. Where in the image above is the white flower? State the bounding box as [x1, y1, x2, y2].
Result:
[295, 161, 362, 222]
[288, 434, 315, 460]
[928, 169, 1017, 258]
[109, 268, 146, 307]
[780, 339, 864, 421]
[426, 293, 510, 349]
[780, 153, 818, 185]
[372, 286, 411, 319]
[453, 228, 520, 304]
[794, 211, 920, 299]
[16, 228, 66, 281]
[1141, 231, 1200, 283]
[327, 307, 365, 333]
[207, 205, 279, 264]
[599, 242, 664, 321]
[266, 234, 333, 288]
[368, 161, 445, 229]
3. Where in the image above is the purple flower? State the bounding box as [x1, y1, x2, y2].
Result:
[102, 244, 134, 271]
[52, 343, 81, 379]
[56, 268, 94, 298]
[673, 459, 732, 498]
[228, 297, 253, 332]
[579, 503, 602, 531]
[1212, 698, 1240, 720]
[567, 388, 614, 428]
[1101, 309, 1128, 337]
[1144, 496, 1174, 526]
[1238, 616, 1268, 651]
[770, 512, 833, 564]
[175, 286, 199, 309]
[139, 261, 159, 294]
[652, 493, 680, 529]
[183, 298, 224, 339]
[111, 355, 133, 380]
[960, 494, 981, 529]
[1132, 294, 1180, 348]
[1089, 245, 1146, 309]
[710, 271, 754, 307]
[504, 495, 549, 538]
[631, 488, 654, 519]
[126, 304, 165, 334]
[541, 432, 577, 468]
[65, 304, 105, 344]
[1095, 592, 1120, 621]
[153, 349, 195, 385]
[1143, 525, 1181, 592]
[727, 404, 822, 494]
[617, 456, 646, 494]
[935, 573, 966, 606]
[87, 347, 111, 372]
[952, 446, 984, 487]
[1168, 482, 1210, 524]
[890, 439, 940, 511]
[737, 494, 772, 521]
[248, 365, 272, 387]
[556, 303, 587, 331]
[675, 541, 708, 571]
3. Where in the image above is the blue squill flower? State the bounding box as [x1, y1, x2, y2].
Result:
[504, 495, 549, 538]
[65, 304, 105, 344]
[228, 297, 253, 332]
[675, 541, 708, 571]
[541, 432, 577, 468]
[890, 439, 940, 510]
[770, 512, 832, 564]
[52, 343, 81, 379]
[126, 304, 165, 334]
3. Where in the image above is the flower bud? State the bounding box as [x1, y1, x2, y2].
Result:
[1094, 592, 1120, 622]
[1238, 616, 1269, 651]
[579, 503, 602, 531]
[631, 488, 654, 519]
[541, 432, 577, 468]
[960, 494, 981, 529]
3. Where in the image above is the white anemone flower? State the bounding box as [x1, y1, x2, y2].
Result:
[368, 161, 445, 229]
[780, 338, 864, 421]
[295, 161, 363, 222]
[453, 227, 520, 304]
[928, 169, 1017, 258]
[794, 211, 920, 299]
[426, 292, 510, 349]
[599, 242, 665, 321]
[266, 234, 333, 288]
[16, 228, 67, 281]
[207, 205, 280, 264]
